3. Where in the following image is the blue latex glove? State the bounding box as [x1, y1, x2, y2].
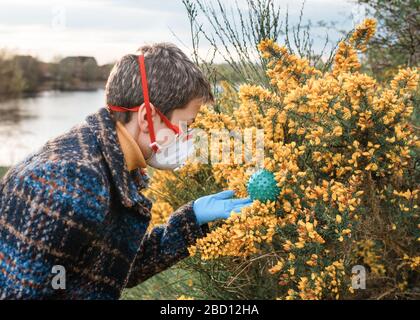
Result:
[193, 190, 253, 225]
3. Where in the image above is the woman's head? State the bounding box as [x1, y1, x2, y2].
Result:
[105, 42, 213, 163]
[105, 42, 214, 123]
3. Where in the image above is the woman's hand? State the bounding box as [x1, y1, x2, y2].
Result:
[193, 190, 252, 225]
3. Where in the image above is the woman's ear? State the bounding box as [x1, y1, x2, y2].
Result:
[136, 103, 158, 133]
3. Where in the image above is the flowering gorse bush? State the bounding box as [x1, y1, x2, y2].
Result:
[145, 19, 419, 299]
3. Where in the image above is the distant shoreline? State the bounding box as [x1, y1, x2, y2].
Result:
[25, 80, 105, 95]
[0, 54, 113, 101]
[36, 80, 106, 93]
[0, 81, 105, 102]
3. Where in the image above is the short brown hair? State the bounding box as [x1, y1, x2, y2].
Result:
[105, 42, 214, 123]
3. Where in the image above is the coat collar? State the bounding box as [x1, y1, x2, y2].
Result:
[85, 107, 151, 209]
[115, 121, 147, 171]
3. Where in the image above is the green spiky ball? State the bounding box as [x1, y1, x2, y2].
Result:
[247, 169, 280, 202]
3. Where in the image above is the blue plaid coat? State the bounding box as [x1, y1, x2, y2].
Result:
[0, 107, 208, 299]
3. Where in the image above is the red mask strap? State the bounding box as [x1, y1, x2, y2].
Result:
[107, 105, 141, 112]
[154, 108, 181, 135]
[107, 54, 180, 152]
[138, 55, 159, 152]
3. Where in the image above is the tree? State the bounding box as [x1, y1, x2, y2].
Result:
[0, 50, 25, 99]
[355, 0, 420, 79]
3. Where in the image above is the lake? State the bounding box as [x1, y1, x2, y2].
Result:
[0, 90, 105, 167]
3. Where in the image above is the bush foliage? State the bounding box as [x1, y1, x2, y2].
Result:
[140, 18, 419, 300]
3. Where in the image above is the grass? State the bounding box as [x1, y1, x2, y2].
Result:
[0, 166, 9, 179]
[121, 260, 207, 300]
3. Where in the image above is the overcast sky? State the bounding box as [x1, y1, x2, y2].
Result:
[0, 0, 366, 65]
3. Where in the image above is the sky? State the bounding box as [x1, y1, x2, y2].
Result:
[0, 0, 366, 65]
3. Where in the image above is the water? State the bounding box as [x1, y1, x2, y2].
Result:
[0, 89, 105, 167]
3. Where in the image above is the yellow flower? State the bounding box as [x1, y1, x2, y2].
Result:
[333, 126, 343, 137]
[283, 200, 292, 213]
[188, 201, 278, 259]
[349, 18, 377, 51]
[177, 295, 194, 300]
[269, 260, 284, 274]
[365, 163, 378, 171]
[390, 68, 419, 94]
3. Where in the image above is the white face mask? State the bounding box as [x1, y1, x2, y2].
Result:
[146, 128, 195, 170]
